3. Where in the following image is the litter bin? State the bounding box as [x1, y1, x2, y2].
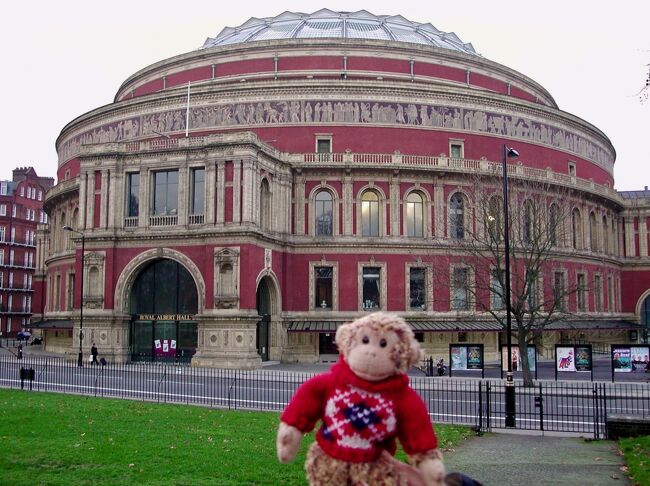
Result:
[19, 367, 35, 390]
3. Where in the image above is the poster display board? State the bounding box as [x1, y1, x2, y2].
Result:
[500, 345, 537, 372]
[611, 345, 649, 378]
[449, 344, 484, 378]
[555, 345, 593, 380]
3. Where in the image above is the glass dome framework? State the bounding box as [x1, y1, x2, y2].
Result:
[201, 9, 477, 55]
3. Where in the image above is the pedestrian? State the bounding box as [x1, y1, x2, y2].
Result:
[91, 343, 99, 366]
[17, 342, 23, 360]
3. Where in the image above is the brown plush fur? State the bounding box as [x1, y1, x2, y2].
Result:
[306, 442, 416, 486]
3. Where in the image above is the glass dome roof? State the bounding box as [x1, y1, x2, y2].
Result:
[201, 9, 477, 55]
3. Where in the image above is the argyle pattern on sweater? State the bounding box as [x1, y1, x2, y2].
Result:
[319, 384, 396, 451]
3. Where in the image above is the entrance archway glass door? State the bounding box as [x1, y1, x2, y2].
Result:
[128, 259, 198, 362]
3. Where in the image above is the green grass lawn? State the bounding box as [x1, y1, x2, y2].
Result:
[619, 435, 650, 486]
[0, 389, 472, 485]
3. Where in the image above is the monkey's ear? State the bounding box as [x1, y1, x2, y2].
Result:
[335, 322, 356, 358]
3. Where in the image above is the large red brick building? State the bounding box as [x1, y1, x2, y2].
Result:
[0, 167, 53, 337]
[33, 10, 649, 366]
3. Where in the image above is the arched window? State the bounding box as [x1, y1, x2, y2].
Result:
[315, 190, 333, 236]
[405, 192, 423, 238]
[449, 193, 465, 240]
[572, 208, 582, 249]
[361, 190, 380, 237]
[602, 216, 609, 254]
[589, 212, 597, 252]
[549, 204, 560, 247]
[487, 196, 502, 243]
[260, 179, 271, 231]
[522, 200, 534, 245]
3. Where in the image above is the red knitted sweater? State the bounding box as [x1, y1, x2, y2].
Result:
[281, 358, 438, 463]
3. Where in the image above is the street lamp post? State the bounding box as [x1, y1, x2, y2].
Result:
[63, 225, 85, 367]
[502, 143, 519, 428]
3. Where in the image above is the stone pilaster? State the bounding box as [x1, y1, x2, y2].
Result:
[138, 167, 148, 227]
[205, 160, 216, 225]
[640, 212, 648, 257]
[295, 174, 306, 235]
[233, 161, 242, 224]
[343, 174, 353, 235]
[178, 166, 188, 226]
[389, 174, 400, 236]
[99, 170, 109, 229]
[433, 177, 444, 238]
[216, 161, 225, 225]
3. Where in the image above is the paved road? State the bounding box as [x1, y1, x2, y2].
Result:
[444, 431, 631, 486]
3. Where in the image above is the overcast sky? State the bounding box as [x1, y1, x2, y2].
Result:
[1, 1, 647, 190]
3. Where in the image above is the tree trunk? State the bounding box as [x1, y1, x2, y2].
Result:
[518, 337, 535, 387]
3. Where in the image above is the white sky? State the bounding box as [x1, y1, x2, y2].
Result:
[1, 1, 648, 190]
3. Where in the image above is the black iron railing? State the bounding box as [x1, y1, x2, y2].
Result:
[1, 355, 648, 439]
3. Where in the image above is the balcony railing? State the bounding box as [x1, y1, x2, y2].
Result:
[124, 216, 138, 228]
[188, 214, 205, 225]
[149, 214, 177, 227]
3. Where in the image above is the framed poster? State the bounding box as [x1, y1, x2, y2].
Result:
[574, 346, 592, 372]
[450, 346, 468, 371]
[556, 346, 576, 372]
[467, 346, 482, 369]
[612, 347, 632, 373]
[630, 346, 650, 372]
[501, 345, 536, 371]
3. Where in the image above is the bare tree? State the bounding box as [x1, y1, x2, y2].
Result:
[437, 176, 582, 386]
[639, 63, 649, 104]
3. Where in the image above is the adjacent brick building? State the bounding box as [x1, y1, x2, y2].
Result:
[0, 167, 53, 337]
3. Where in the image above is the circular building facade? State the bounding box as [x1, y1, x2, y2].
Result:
[38, 10, 639, 367]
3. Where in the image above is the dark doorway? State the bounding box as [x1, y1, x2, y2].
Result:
[256, 277, 272, 360]
[319, 333, 338, 355]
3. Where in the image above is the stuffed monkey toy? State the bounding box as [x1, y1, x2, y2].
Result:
[277, 312, 445, 486]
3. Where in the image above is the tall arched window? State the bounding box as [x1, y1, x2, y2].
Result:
[361, 190, 380, 237]
[405, 192, 423, 238]
[549, 204, 560, 247]
[449, 193, 465, 240]
[602, 216, 609, 254]
[522, 200, 534, 245]
[487, 196, 502, 243]
[260, 179, 271, 231]
[589, 212, 597, 252]
[572, 208, 582, 249]
[315, 190, 333, 236]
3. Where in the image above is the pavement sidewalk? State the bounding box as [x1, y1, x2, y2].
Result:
[443, 431, 630, 486]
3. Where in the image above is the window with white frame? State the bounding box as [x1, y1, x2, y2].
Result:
[449, 193, 465, 240]
[8, 272, 13, 288]
[38, 190, 42, 201]
[553, 271, 566, 311]
[577, 273, 586, 312]
[362, 266, 381, 310]
[12, 205, 16, 218]
[0, 272, 3, 288]
[409, 267, 426, 309]
[9, 250, 14, 266]
[20, 186, 24, 197]
[405, 192, 424, 238]
[449, 139, 464, 158]
[190, 167, 205, 216]
[23, 274, 28, 289]
[314, 266, 333, 309]
[315, 190, 333, 236]
[10, 228, 15, 243]
[594, 275, 603, 312]
[0, 183, 7, 195]
[361, 190, 380, 237]
[452, 267, 470, 310]
[151, 170, 178, 216]
[490, 268, 504, 310]
[28, 275, 32, 289]
[0, 250, 3, 265]
[0, 205, 6, 216]
[0, 226, 4, 242]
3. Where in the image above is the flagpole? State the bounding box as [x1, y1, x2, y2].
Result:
[185, 81, 190, 137]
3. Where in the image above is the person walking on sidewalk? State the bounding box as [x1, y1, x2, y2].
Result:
[91, 343, 99, 366]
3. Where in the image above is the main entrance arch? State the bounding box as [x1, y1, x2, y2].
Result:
[129, 259, 198, 362]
